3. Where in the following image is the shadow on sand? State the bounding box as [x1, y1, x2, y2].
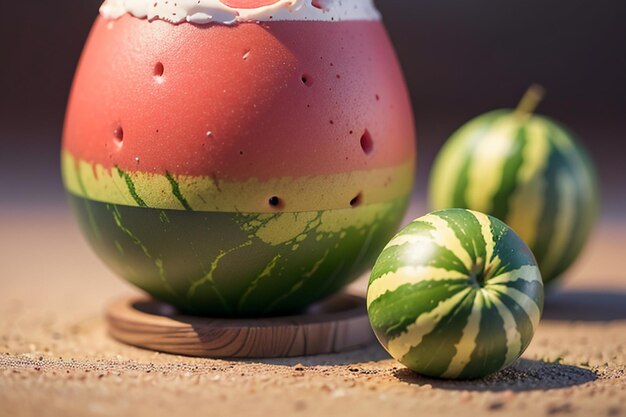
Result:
[393, 359, 597, 392]
[543, 289, 626, 321]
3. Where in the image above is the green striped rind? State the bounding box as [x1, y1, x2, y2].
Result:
[71, 194, 409, 316]
[367, 209, 543, 379]
[429, 110, 599, 284]
[62, 151, 414, 213]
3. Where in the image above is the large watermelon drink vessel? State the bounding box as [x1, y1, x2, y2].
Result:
[62, 0, 416, 316]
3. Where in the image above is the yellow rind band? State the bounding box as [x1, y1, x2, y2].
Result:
[62, 151, 415, 213]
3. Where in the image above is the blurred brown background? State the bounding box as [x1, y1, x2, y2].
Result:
[0, 0, 624, 216]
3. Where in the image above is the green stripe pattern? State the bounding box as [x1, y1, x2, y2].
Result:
[429, 110, 599, 284]
[71, 194, 410, 316]
[367, 208, 543, 379]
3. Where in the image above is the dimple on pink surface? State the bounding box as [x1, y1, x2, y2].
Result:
[63, 16, 415, 180]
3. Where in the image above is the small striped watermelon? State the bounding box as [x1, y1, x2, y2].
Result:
[429, 88, 598, 285]
[367, 209, 543, 379]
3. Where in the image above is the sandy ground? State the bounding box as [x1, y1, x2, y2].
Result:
[0, 204, 625, 417]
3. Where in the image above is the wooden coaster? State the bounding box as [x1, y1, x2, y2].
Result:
[105, 293, 375, 358]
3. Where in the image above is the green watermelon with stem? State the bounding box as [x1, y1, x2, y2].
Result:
[367, 208, 543, 379]
[429, 86, 599, 285]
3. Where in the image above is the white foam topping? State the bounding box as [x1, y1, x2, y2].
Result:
[99, 0, 381, 25]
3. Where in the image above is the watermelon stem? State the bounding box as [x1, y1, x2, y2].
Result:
[469, 261, 486, 287]
[515, 84, 545, 120]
